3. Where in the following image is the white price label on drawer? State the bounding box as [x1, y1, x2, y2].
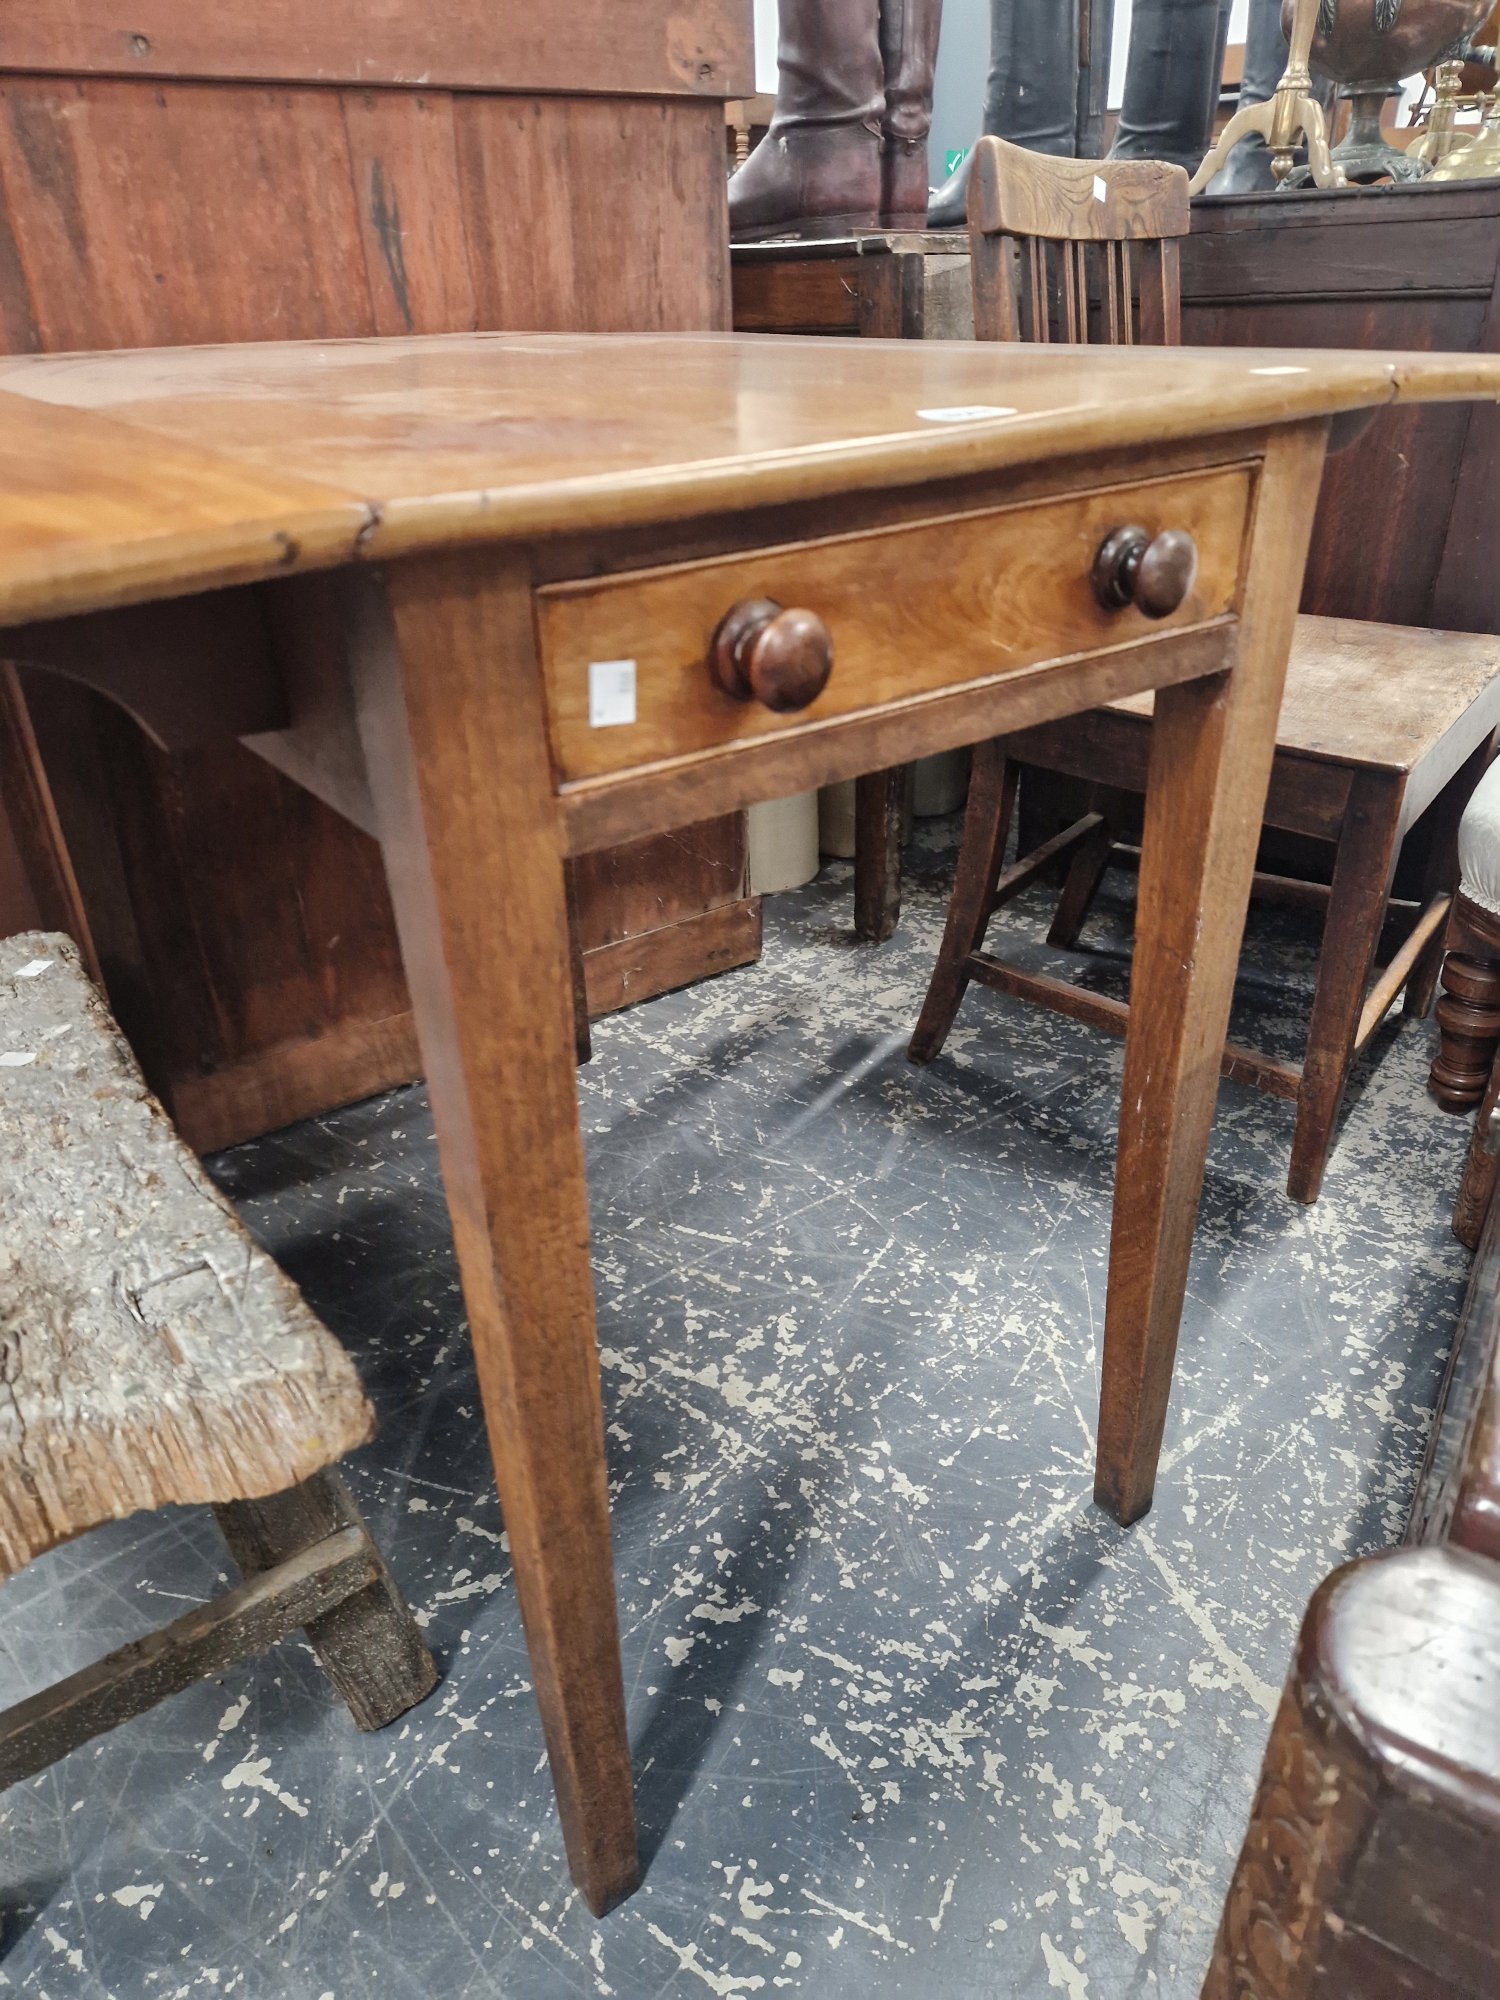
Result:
[588, 658, 637, 727]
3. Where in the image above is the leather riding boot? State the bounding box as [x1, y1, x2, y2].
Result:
[1108, 0, 1233, 174]
[729, 0, 885, 240]
[928, 0, 1080, 226]
[880, 0, 945, 226]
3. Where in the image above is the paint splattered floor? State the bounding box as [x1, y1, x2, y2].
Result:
[0, 819, 1474, 1999]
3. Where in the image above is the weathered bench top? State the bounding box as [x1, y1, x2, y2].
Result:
[0, 933, 374, 1580]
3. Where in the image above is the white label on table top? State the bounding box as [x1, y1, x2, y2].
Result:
[916, 405, 1017, 423]
[1093, 175, 1107, 201]
[1249, 365, 1309, 376]
[589, 658, 637, 727]
[13, 959, 52, 979]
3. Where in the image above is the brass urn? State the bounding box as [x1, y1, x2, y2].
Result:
[1279, 0, 1492, 180]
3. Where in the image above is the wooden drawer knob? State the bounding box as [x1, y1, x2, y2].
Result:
[1091, 525, 1198, 619]
[709, 598, 833, 712]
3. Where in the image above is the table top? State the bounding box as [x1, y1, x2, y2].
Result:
[1, 331, 1497, 627]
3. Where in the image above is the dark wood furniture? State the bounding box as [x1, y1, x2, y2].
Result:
[732, 229, 973, 941]
[913, 139, 1500, 1203]
[0, 327, 1490, 1915]
[1204, 1092, 1500, 1998]
[1181, 181, 1500, 641]
[1200, 1544, 1500, 1999]
[1414, 1146, 1500, 1551]
[732, 229, 974, 340]
[0, 0, 759, 1153]
[0, 929, 435, 1787]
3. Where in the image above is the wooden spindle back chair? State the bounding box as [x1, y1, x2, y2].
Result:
[907, 135, 1500, 1207]
[965, 136, 1188, 350]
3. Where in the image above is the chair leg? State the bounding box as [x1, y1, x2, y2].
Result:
[1453, 1043, 1500, 1250]
[1431, 944, 1500, 1112]
[1046, 813, 1114, 949]
[854, 764, 906, 942]
[1287, 769, 1405, 1206]
[215, 1468, 437, 1732]
[908, 742, 1017, 1063]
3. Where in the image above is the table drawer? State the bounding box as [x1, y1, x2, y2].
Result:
[536, 461, 1255, 786]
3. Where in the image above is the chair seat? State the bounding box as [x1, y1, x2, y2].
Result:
[1111, 613, 1500, 773]
[0, 931, 374, 1581]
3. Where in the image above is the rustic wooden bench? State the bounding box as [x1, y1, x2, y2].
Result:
[0, 931, 435, 1784]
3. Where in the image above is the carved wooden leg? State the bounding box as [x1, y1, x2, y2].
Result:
[854, 764, 906, 942]
[908, 741, 1017, 1062]
[215, 1468, 437, 1731]
[1454, 1043, 1500, 1250]
[1285, 769, 1405, 1207]
[346, 550, 637, 1918]
[1430, 897, 1500, 1113]
[1096, 421, 1325, 1526]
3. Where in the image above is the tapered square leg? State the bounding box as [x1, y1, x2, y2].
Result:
[346, 549, 637, 1917]
[1285, 768, 1404, 1206]
[908, 744, 1018, 1062]
[1096, 422, 1328, 1525]
[854, 765, 906, 941]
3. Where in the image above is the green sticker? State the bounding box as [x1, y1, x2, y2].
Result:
[943, 147, 969, 177]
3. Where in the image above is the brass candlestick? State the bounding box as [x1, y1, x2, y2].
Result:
[1191, 0, 1348, 190]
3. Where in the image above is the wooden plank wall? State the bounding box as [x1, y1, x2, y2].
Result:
[1181, 184, 1500, 636]
[0, 68, 749, 1151]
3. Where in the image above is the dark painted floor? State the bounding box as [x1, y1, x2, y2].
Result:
[0, 821, 1473, 1998]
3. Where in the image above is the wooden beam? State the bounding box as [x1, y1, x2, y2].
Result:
[964, 952, 1302, 1099]
[992, 812, 1106, 914]
[5, 592, 287, 750]
[0, 1, 754, 99]
[0, 1528, 378, 1790]
[1356, 893, 1454, 1052]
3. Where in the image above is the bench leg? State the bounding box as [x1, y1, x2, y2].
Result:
[854, 764, 906, 942]
[1286, 769, 1404, 1207]
[346, 549, 638, 1919]
[214, 1468, 436, 1732]
[908, 743, 1017, 1061]
[1096, 419, 1323, 1527]
[0, 1518, 391, 1790]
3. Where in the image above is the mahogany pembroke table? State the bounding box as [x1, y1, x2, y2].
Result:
[1, 330, 1496, 1914]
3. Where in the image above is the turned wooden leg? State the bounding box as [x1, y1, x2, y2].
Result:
[347, 550, 637, 1917]
[1097, 421, 1325, 1526]
[908, 742, 1017, 1062]
[215, 1469, 437, 1731]
[1285, 769, 1405, 1207]
[1431, 941, 1500, 1112]
[854, 764, 906, 942]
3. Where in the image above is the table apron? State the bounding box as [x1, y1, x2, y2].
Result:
[558, 616, 1240, 857]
